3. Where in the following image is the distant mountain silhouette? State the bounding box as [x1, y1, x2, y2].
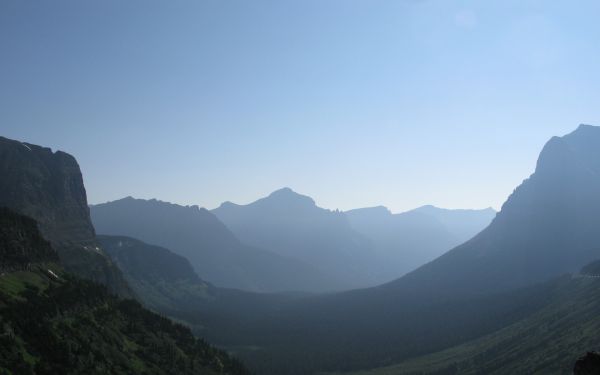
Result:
[90, 197, 336, 292]
[410, 205, 496, 240]
[0, 136, 131, 296]
[213, 187, 381, 289]
[345, 205, 495, 280]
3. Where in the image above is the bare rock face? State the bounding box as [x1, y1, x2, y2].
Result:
[0, 137, 94, 245]
[0, 136, 131, 296]
[574, 352, 600, 375]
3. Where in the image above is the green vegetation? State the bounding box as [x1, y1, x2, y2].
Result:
[340, 276, 600, 375]
[0, 208, 250, 375]
[98, 235, 214, 313]
[0, 268, 250, 375]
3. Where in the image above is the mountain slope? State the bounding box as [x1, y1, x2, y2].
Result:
[98, 235, 215, 312]
[390, 124, 600, 297]
[213, 188, 379, 289]
[0, 136, 131, 296]
[345, 205, 495, 279]
[346, 271, 600, 375]
[0, 207, 249, 375]
[91, 197, 333, 292]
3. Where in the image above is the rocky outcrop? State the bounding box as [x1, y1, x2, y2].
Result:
[0, 136, 131, 296]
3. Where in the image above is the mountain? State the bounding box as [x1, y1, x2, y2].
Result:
[0, 207, 249, 375]
[97, 234, 303, 343]
[346, 266, 600, 375]
[98, 235, 215, 312]
[0, 136, 131, 296]
[410, 205, 496, 240]
[90, 197, 334, 292]
[206, 125, 600, 374]
[213, 188, 380, 289]
[391, 124, 600, 296]
[345, 205, 495, 279]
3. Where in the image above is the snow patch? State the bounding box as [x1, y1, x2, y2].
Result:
[21, 143, 32, 151]
[47, 269, 59, 279]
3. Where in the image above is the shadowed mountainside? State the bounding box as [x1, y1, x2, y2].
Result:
[345, 262, 600, 375]
[389, 124, 600, 297]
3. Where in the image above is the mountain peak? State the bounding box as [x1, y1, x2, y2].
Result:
[535, 124, 600, 175]
[574, 123, 598, 132]
[269, 187, 298, 197]
[265, 187, 316, 206]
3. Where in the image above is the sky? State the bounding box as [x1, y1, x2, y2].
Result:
[1, 0, 600, 213]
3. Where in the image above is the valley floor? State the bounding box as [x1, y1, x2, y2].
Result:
[337, 276, 600, 375]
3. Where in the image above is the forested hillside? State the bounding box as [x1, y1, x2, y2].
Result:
[0, 207, 250, 375]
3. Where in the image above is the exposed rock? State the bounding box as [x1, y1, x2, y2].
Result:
[0, 136, 131, 296]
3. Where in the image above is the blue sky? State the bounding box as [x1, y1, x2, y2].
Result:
[2, 0, 599, 212]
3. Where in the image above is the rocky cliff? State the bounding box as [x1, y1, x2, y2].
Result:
[0, 136, 131, 296]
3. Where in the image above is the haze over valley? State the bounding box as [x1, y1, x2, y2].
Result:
[2, 1, 600, 374]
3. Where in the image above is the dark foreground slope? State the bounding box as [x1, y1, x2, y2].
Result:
[346, 271, 600, 375]
[0, 136, 130, 296]
[0, 208, 249, 375]
[91, 197, 332, 292]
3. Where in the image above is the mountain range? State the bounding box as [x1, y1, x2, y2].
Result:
[2, 124, 599, 375]
[213, 188, 495, 287]
[345, 204, 495, 280]
[90, 197, 334, 292]
[197, 124, 600, 374]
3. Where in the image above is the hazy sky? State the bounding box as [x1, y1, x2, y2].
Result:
[2, 0, 599, 212]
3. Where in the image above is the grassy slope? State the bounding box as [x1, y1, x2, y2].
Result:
[341, 276, 600, 375]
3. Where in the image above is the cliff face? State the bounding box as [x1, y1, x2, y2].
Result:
[0, 137, 94, 245]
[0, 136, 131, 296]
